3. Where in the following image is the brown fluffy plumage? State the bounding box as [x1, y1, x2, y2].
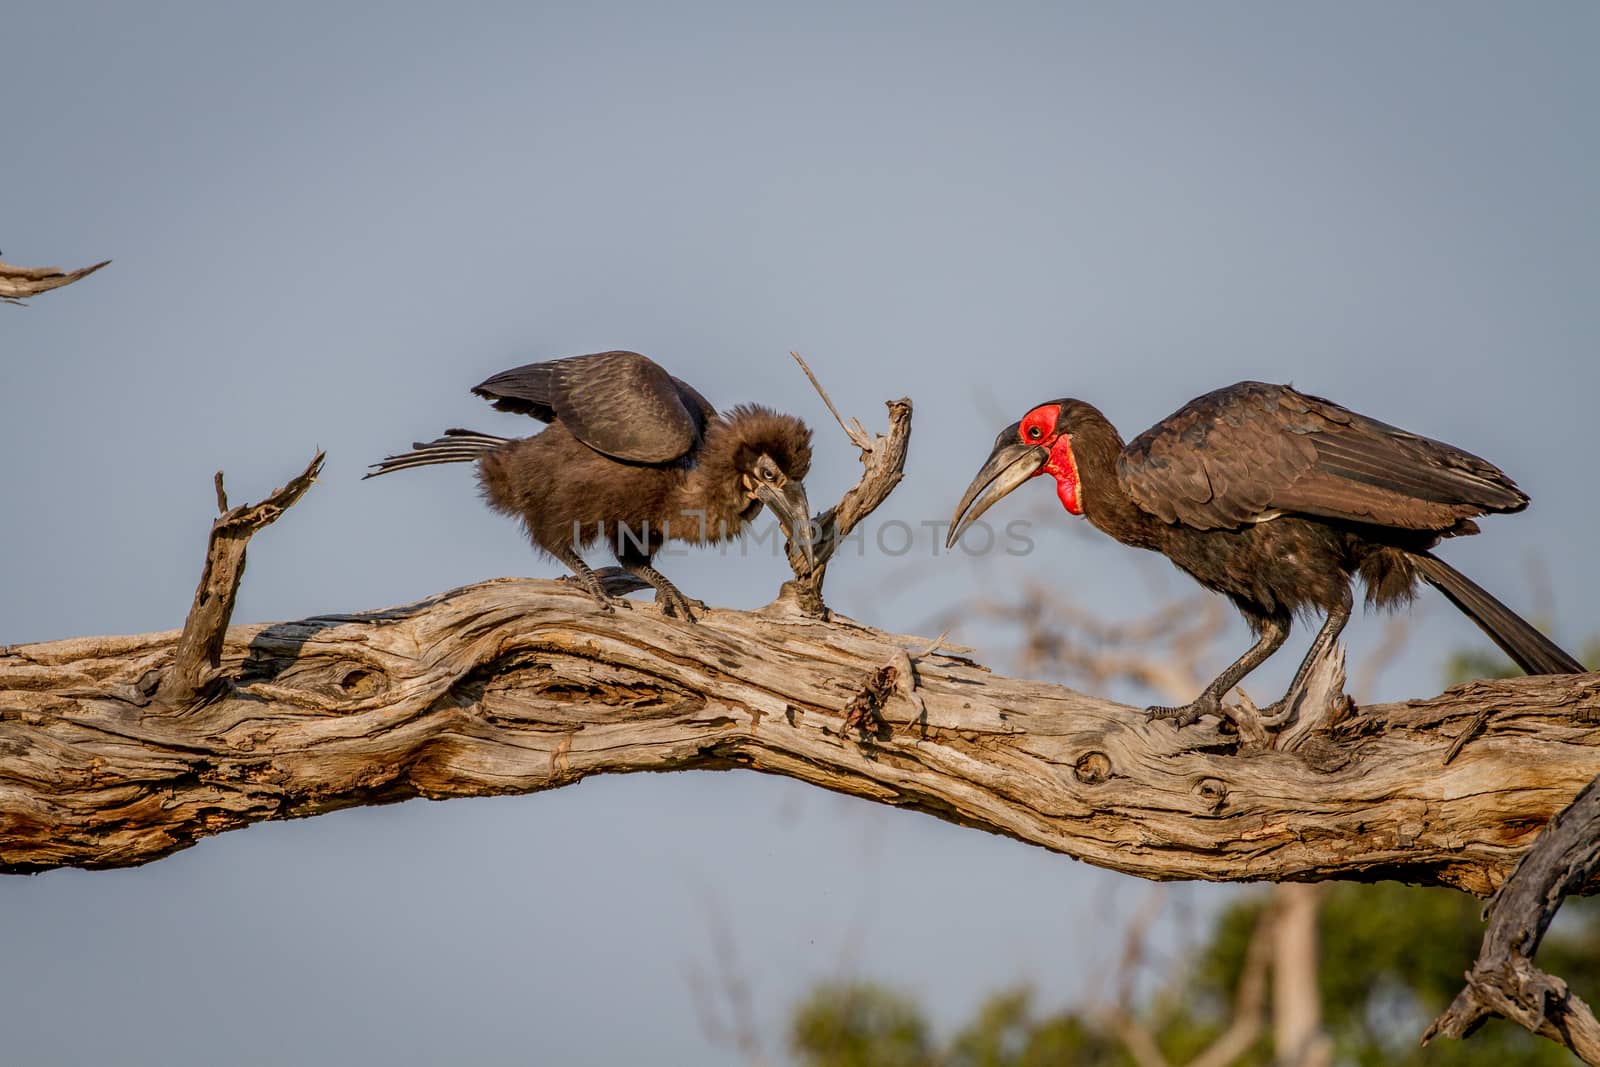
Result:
[950, 381, 1583, 726]
[476, 403, 811, 551]
[368, 352, 813, 620]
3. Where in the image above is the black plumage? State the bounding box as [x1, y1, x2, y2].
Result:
[368, 351, 814, 620]
[472, 351, 716, 463]
[949, 381, 1583, 725]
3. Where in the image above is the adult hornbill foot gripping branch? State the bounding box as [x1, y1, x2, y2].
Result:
[947, 380, 1585, 726]
[367, 350, 815, 621]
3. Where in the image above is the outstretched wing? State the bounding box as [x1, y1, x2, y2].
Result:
[1117, 381, 1527, 532]
[471, 350, 714, 463]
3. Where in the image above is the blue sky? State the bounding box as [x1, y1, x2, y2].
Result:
[4, 3, 1596, 1063]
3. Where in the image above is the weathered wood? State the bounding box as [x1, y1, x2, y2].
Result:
[773, 387, 913, 618]
[1423, 772, 1600, 1062]
[3, 575, 1598, 885]
[0, 257, 110, 304]
[157, 453, 325, 705]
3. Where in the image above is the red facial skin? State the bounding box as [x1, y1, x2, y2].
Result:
[1019, 403, 1081, 515]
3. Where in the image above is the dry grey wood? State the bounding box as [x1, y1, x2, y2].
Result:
[157, 453, 326, 705]
[1422, 771, 1600, 1063]
[0, 257, 110, 305]
[773, 351, 912, 617]
[3, 573, 1599, 884]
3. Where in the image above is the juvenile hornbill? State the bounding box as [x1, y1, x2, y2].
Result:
[948, 381, 1584, 725]
[367, 350, 814, 620]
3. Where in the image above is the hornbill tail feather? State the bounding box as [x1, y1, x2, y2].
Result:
[1412, 552, 1585, 675]
[364, 429, 509, 479]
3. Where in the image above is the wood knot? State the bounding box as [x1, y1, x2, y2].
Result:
[1193, 777, 1229, 813]
[1073, 751, 1112, 784]
[337, 667, 383, 696]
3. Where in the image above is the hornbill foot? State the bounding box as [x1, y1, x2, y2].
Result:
[1146, 693, 1221, 728]
[652, 585, 703, 622]
[578, 586, 619, 614]
[620, 562, 701, 623]
[558, 572, 620, 613]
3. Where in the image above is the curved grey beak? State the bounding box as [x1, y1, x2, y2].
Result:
[758, 481, 817, 571]
[947, 428, 1048, 549]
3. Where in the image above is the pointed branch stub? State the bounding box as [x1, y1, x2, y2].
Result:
[0, 258, 111, 305]
[155, 452, 325, 706]
[773, 351, 912, 618]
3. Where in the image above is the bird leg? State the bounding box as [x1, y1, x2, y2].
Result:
[1266, 583, 1352, 720]
[1147, 614, 1291, 727]
[552, 543, 616, 613]
[616, 542, 703, 622]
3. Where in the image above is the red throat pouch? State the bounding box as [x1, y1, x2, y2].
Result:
[1044, 437, 1081, 515]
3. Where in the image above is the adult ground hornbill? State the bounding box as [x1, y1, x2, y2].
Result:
[367, 350, 814, 621]
[948, 381, 1583, 725]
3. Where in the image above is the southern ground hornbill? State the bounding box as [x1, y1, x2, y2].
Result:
[948, 381, 1583, 725]
[367, 350, 814, 621]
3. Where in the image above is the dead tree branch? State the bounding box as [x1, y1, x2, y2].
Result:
[688, 902, 771, 1067]
[0, 257, 110, 305]
[3, 570, 1599, 883]
[1423, 771, 1600, 1063]
[773, 352, 912, 618]
[157, 453, 325, 705]
[1100, 886, 1273, 1067]
[1186, 906, 1274, 1067]
[1101, 889, 1177, 1067]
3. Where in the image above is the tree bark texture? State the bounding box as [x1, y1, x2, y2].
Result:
[158, 455, 324, 705]
[1423, 771, 1600, 1062]
[3, 576, 1598, 886]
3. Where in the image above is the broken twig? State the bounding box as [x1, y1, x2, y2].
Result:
[156, 451, 326, 705]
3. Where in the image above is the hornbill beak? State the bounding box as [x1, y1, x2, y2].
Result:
[947, 426, 1048, 549]
[757, 481, 817, 571]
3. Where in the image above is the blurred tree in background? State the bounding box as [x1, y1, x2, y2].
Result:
[789, 887, 1599, 1066]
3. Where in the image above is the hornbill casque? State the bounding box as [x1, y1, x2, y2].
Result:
[367, 350, 814, 621]
[948, 381, 1584, 725]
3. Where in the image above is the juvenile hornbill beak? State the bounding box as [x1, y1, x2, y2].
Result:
[947, 425, 1048, 549]
[757, 481, 817, 571]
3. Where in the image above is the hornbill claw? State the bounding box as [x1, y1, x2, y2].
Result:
[653, 587, 706, 622]
[1146, 695, 1220, 728]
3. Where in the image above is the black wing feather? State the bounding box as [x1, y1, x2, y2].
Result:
[471, 351, 713, 464]
[1119, 382, 1527, 532]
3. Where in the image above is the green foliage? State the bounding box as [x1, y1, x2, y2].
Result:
[1443, 636, 1597, 687]
[789, 982, 934, 1067]
[789, 887, 1600, 1066]
[943, 988, 1128, 1067]
[1185, 886, 1592, 1067]
[789, 981, 1132, 1067]
[1442, 648, 1521, 685]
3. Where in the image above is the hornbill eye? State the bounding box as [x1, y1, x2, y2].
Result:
[1027, 426, 1043, 440]
[760, 465, 780, 482]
